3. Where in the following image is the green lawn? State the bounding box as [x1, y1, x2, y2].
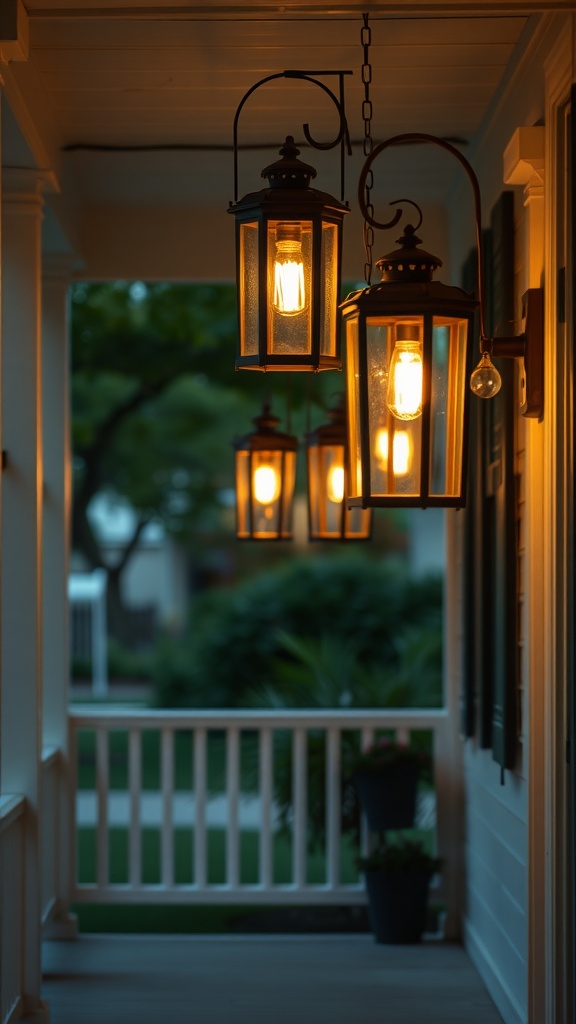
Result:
[74, 825, 363, 934]
[77, 825, 361, 886]
[76, 728, 269, 792]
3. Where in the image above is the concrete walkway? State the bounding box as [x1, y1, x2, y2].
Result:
[43, 935, 504, 1024]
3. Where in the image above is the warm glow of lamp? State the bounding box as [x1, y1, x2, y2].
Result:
[387, 326, 423, 420]
[253, 463, 281, 504]
[234, 402, 297, 540]
[273, 223, 306, 315]
[375, 428, 411, 476]
[305, 395, 371, 541]
[326, 464, 345, 503]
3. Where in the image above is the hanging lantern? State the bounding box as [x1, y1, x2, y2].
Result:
[228, 136, 349, 371]
[305, 395, 372, 541]
[343, 132, 544, 510]
[342, 223, 475, 508]
[234, 402, 297, 540]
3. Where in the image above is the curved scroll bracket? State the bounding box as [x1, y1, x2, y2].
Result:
[357, 133, 544, 419]
[358, 132, 487, 342]
[232, 69, 352, 204]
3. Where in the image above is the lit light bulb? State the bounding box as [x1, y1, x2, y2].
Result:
[470, 352, 502, 399]
[273, 223, 305, 315]
[375, 428, 411, 476]
[253, 464, 280, 505]
[387, 325, 423, 420]
[327, 464, 345, 503]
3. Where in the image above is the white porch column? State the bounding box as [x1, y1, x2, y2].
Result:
[41, 254, 77, 938]
[1, 167, 49, 1022]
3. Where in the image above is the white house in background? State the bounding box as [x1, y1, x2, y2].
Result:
[74, 492, 189, 634]
[0, 6, 574, 1024]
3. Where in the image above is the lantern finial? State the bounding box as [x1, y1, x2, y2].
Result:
[261, 137, 317, 190]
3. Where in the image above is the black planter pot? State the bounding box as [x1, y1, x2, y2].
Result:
[353, 764, 420, 831]
[364, 868, 432, 944]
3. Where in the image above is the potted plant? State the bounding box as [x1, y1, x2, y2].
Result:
[349, 737, 429, 832]
[358, 836, 441, 944]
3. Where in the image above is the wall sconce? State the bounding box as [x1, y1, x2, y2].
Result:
[341, 132, 544, 510]
[305, 395, 372, 542]
[234, 401, 298, 540]
[228, 71, 351, 371]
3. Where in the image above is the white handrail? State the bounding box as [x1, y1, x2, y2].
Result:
[0, 794, 25, 1024]
[69, 706, 452, 913]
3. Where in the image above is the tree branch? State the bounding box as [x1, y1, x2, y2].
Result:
[111, 515, 152, 576]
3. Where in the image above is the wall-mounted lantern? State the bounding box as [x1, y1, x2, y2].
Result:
[341, 132, 544, 510]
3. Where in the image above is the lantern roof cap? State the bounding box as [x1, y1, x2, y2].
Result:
[376, 224, 442, 283]
[305, 395, 346, 447]
[234, 401, 298, 453]
[261, 136, 317, 190]
[340, 277, 479, 314]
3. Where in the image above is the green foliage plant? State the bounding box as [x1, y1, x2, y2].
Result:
[152, 553, 443, 710]
[358, 836, 441, 874]
[348, 737, 429, 774]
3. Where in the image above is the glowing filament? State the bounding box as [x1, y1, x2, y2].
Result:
[253, 464, 280, 505]
[273, 224, 305, 315]
[387, 333, 423, 420]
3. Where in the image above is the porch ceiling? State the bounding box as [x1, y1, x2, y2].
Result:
[0, 2, 554, 269]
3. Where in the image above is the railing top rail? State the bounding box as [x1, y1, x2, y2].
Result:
[69, 706, 448, 730]
[0, 793, 26, 832]
[42, 746, 60, 768]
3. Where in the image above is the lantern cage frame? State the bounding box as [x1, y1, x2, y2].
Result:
[228, 70, 352, 372]
[341, 132, 544, 510]
[305, 395, 372, 541]
[233, 401, 298, 541]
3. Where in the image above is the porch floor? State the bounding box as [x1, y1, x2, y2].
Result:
[42, 935, 504, 1023]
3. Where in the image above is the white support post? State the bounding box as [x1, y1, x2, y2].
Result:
[41, 254, 77, 938]
[0, 167, 49, 1021]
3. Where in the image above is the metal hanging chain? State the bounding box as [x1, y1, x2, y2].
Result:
[361, 12, 374, 286]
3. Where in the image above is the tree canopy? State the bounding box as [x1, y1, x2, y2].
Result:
[71, 280, 340, 635]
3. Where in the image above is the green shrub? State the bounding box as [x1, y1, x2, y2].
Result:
[151, 553, 443, 709]
[72, 640, 154, 682]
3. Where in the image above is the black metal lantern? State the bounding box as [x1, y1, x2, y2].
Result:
[234, 402, 297, 540]
[305, 395, 372, 541]
[342, 223, 475, 508]
[229, 136, 349, 372]
[228, 70, 352, 372]
[342, 132, 544, 510]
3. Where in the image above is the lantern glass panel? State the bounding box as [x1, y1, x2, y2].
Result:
[345, 315, 362, 498]
[366, 317, 423, 498]
[235, 449, 296, 540]
[429, 317, 469, 498]
[320, 221, 338, 358]
[239, 221, 259, 357]
[267, 220, 313, 356]
[308, 443, 346, 538]
[235, 450, 251, 538]
[345, 505, 371, 538]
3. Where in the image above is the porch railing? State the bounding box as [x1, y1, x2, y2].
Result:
[0, 794, 25, 1024]
[69, 707, 457, 918]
